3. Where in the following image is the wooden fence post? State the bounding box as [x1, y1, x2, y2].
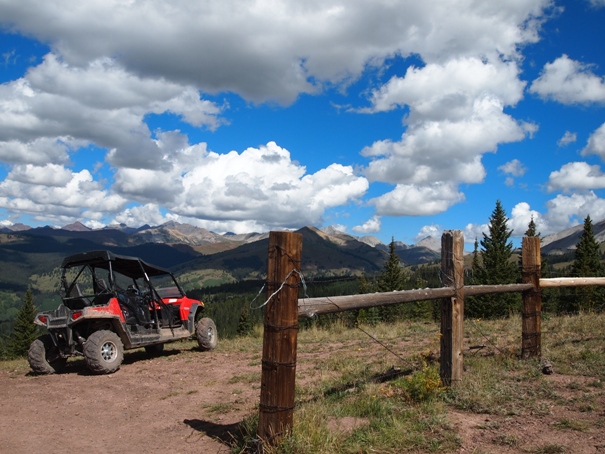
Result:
[521, 236, 542, 359]
[440, 230, 464, 386]
[257, 231, 302, 445]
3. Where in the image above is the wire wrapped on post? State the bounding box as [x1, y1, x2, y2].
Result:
[250, 268, 308, 310]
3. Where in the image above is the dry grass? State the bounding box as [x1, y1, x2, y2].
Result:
[232, 311, 605, 453]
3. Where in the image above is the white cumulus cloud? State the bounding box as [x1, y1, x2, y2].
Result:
[529, 55, 605, 104]
[360, 58, 534, 215]
[0, 0, 550, 104]
[114, 141, 369, 231]
[462, 223, 489, 244]
[369, 182, 465, 216]
[543, 192, 605, 233]
[581, 122, 605, 159]
[510, 202, 543, 235]
[0, 165, 126, 225]
[352, 216, 381, 234]
[0, 55, 223, 170]
[547, 162, 605, 192]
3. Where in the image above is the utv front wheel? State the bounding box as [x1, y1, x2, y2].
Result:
[84, 330, 124, 374]
[196, 317, 218, 351]
[28, 334, 67, 374]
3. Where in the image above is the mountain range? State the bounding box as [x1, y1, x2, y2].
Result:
[1, 219, 442, 260]
[0, 218, 600, 296]
[0, 221, 440, 294]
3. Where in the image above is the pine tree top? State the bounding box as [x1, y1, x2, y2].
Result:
[378, 237, 405, 292]
[572, 215, 604, 277]
[525, 216, 540, 238]
[476, 200, 518, 285]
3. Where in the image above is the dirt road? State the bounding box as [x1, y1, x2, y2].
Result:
[0, 345, 258, 453]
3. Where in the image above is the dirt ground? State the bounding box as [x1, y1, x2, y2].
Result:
[449, 373, 605, 454]
[1, 340, 605, 453]
[0, 345, 256, 454]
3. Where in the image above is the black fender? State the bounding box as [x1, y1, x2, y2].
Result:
[186, 303, 204, 334]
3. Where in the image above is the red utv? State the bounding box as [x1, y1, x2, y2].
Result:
[28, 250, 217, 375]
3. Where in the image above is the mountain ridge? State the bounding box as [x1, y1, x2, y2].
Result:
[1, 221, 438, 251]
[4, 218, 600, 256]
[0, 218, 600, 300]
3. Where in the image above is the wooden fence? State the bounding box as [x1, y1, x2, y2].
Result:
[256, 230, 605, 445]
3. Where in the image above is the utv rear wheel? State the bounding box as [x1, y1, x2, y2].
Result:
[84, 330, 124, 374]
[28, 334, 67, 374]
[196, 317, 218, 351]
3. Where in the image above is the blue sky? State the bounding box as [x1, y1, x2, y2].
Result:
[0, 0, 604, 247]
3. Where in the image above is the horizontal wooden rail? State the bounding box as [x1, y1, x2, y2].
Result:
[539, 277, 605, 288]
[298, 283, 536, 318]
[463, 283, 534, 296]
[298, 277, 605, 318]
[298, 287, 455, 318]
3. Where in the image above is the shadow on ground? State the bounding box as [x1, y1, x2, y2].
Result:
[26, 348, 184, 376]
[183, 419, 243, 447]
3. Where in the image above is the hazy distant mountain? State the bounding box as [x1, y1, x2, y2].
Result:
[541, 218, 605, 255]
[63, 221, 91, 232]
[132, 221, 223, 245]
[317, 226, 439, 264]
[104, 223, 143, 234]
[175, 226, 386, 280]
[222, 231, 269, 243]
[358, 236, 383, 247]
[371, 237, 440, 266]
[0, 223, 32, 232]
[415, 236, 441, 252]
[318, 227, 385, 250]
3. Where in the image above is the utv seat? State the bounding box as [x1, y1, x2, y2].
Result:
[66, 284, 93, 309]
[92, 279, 112, 306]
[118, 291, 151, 326]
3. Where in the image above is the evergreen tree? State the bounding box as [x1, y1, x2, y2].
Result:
[377, 237, 405, 322]
[525, 215, 540, 237]
[468, 201, 520, 318]
[569, 215, 604, 312]
[470, 238, 480, 284]
[236, 303, 253, 336]
[357, 274, 375, 294]
[6, 289, 39, 358]
[0, 337, 7, 360]
[377, 237, 405, 292]
[572, 215, 603, 277]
